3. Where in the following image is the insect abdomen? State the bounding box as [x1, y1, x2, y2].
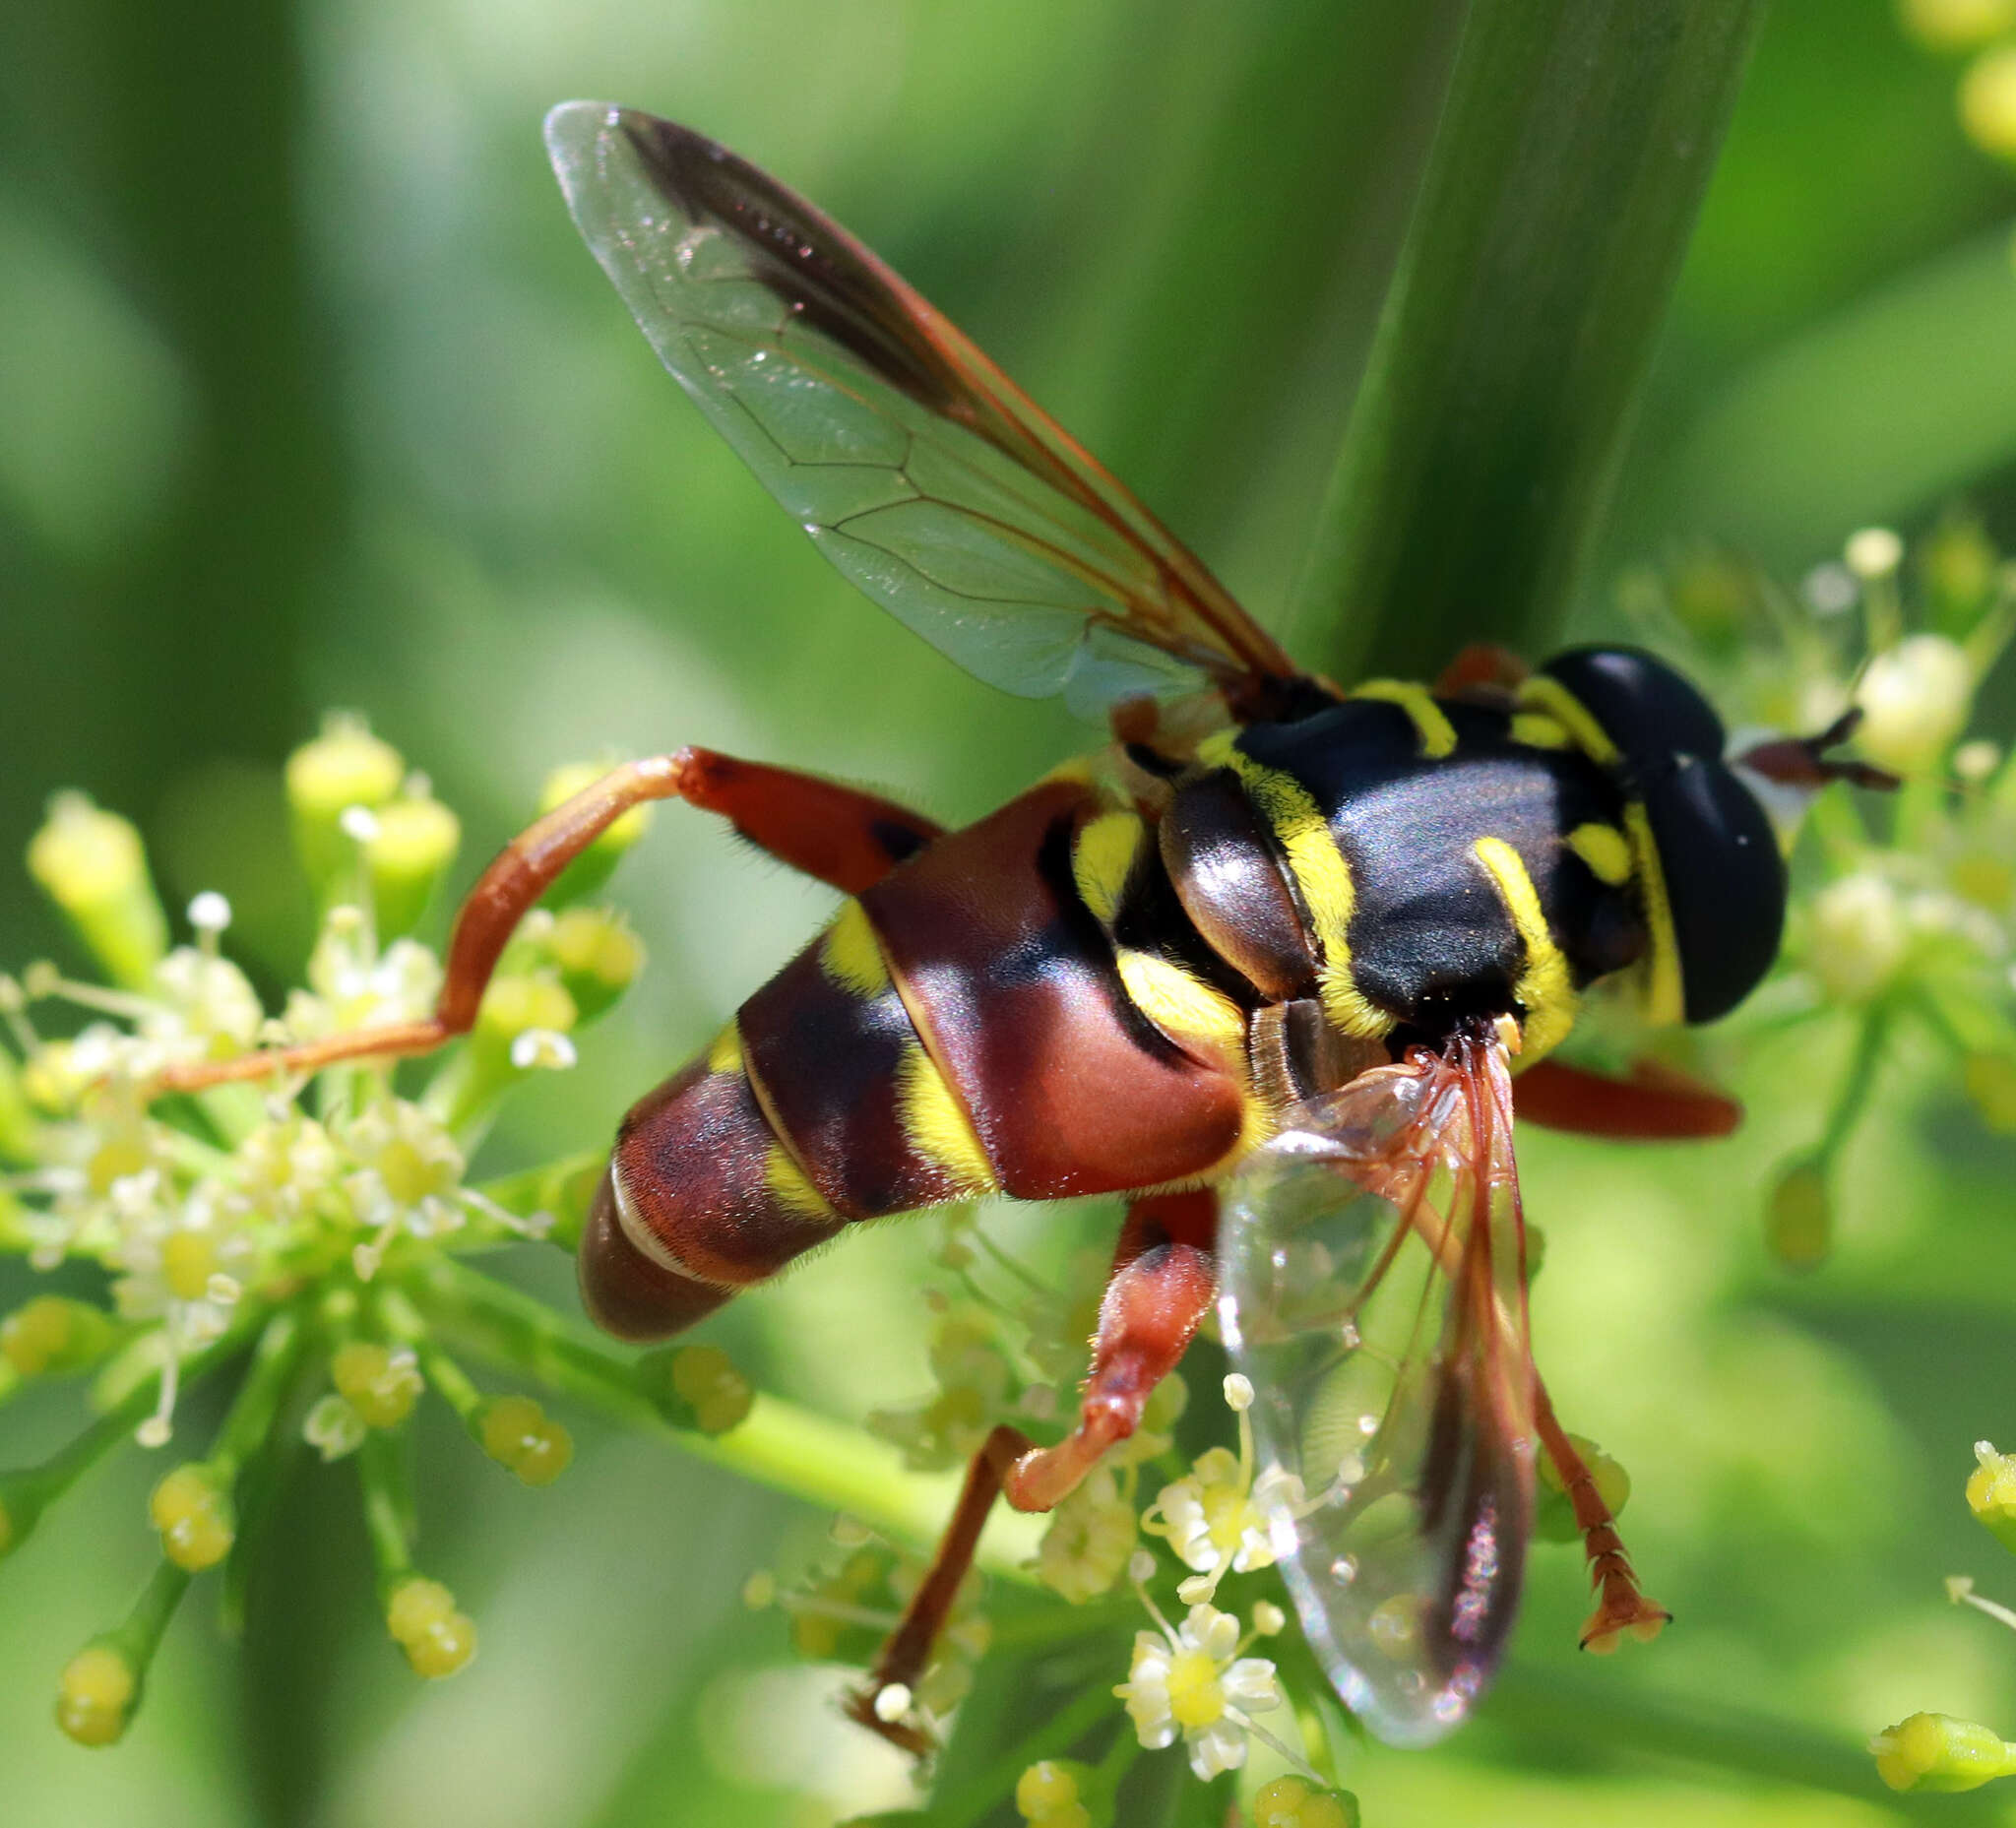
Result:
[580, 773, 1252, 1340]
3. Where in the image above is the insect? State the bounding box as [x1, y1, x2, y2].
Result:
[160, 103, 1889, 1752]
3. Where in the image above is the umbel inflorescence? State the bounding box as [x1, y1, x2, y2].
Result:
[1, 718, 752, 1747]
[4, 517, 2016, 1822]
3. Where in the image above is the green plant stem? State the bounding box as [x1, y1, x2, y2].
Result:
[105, 1557, 193, 1674]
[407, 1257, 1043, 1572]
[1820, 1002, 1891, 1167]
[1484, 1662, 2008, 1821]
[208, 1308, 306, 1479]
[355, 1428, 415, 1598]
[1291, 0, 1764, 682]
[7, 1305, 264, 1508]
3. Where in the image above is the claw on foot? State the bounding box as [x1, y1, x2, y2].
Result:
[1580, 1591, 1672, 1655]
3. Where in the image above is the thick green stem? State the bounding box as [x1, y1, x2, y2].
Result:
[1291, 0, 1765, 682]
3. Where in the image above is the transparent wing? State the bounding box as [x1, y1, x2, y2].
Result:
[1219, 1032, 1535, 1746]
[544, 102, 1302, 714]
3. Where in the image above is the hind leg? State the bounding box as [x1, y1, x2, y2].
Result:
[158, 749, 942, 1091]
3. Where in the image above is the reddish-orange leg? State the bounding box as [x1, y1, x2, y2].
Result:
[849, 1189, 1218, 1744]
[1513, 1055, 1741, 1141]
[1533, 1376, 1670, 1651]
[156, 748, 944, 1093]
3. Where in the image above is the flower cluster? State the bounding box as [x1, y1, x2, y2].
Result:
[1869, 1442, 2016, 1792]
[1618, 518, 2016, 1266]
[852, 1277, 1356, 1810]
[0, 718, 751, 1745]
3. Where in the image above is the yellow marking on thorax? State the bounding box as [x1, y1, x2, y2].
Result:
[1472, 835, 1578, 1060]
[1115, 948, 1246, 1047]
[820, 899, 891, 999]
[763, 1143, 835, 1220]
[1510, 711, 1570, 750]
[1073, 810, 1146, 926]
[1515, 676, 1618, 763]
[1567, 821, 1633, 886]
[1351, 679, 1458, 758]
[895, 1042, 997, 1193]
[1622, 801, 1685, 1026]
[706, 1023, 743, 1076]
[1197, 729, 1393, 1040]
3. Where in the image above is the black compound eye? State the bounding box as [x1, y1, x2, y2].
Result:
[1542, 647, 1726, 768]
[1646, 756, 1787, 1023]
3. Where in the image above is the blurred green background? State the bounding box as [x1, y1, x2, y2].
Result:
[6, 0, 2016, 1823]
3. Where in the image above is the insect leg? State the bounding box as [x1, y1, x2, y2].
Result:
[1533, 1376, 1671, 1651]
[846, 1420, 1037, 1755]
[849, 1189, 1217, 1750]
[1002, 1188, 1218, 1512]
[1512, 1055, 1740, 1141]
[157, 750, 943, 1092]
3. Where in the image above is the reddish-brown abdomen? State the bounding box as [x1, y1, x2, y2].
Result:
[862, 777, 1245, 1197]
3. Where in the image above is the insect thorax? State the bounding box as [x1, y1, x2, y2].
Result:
[1157, 692, 1652, 1063]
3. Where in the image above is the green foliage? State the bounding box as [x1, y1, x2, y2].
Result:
[8, 2, 2016, 1826]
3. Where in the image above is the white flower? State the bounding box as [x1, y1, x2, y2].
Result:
[1114, 1602, 1281, 1780]
[1805, 872, 1911, 1001]
[1036, 1465, 1136, 1604]
[342, 1099, 467, 1275]
[139, 947, 263, 1062]
[1144, 1445, 1275, 1579]
[285, 909, 440, 1040]
[1856, 633, 1974, 776]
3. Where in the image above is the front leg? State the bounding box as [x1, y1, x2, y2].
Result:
[850, 1189, 1219, 1744]
[157, 748, 943, 1091]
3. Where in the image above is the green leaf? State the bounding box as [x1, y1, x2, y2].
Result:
[1292, 0, 1766, 680]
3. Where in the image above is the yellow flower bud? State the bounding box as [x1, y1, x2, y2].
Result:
[650, 1343, 754, 1435]
[1901, 0, 2016, 51]
[1015, 1759, 1088, 1823]
[1765, 1159, 1832, 1271]
[1968, 1441, 2016, 1553]
[148, 1464, 235, 1571]
[27, 793, 167, 991]
[1920, 509, 2001, 628]
[1963, 44, 2016, 159]
[475, 1394, 574, 1486]
[285, 715, 406, 893]
[1, 1294, 115, 1377]
[385, 1576, 476, 1678]
[330, 1342, 422, 1430]
[474, 973, 578, 1044]
[55, 1644, 137, 1747]
[1871, 1711, 2016, 1792]
[547, 906, 645, 1024]
[1252, 1775, 1361, 1828]
[364, 796, 461, 939]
